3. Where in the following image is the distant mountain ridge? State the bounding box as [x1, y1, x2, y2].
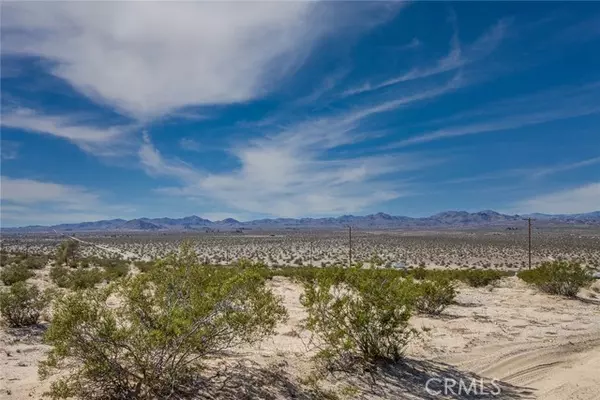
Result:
[3, 210, 600, 233]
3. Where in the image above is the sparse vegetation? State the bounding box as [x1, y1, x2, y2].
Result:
[39, 245, 287, 399]
[301, 267, 415, 368]
[0, 282, 48, 327]
[414, 278, 456, 315]
[1, 263, 35, 285]
[55, 239, 80, 266]
[518, 261, 593, 297]
[100, 259, 130, 281]
[0, 227, 599, 399]
[49, 265, 103, 290]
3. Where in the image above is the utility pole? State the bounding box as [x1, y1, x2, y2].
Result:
[528, 218, 532, 270]
[348, 225, 352, 268]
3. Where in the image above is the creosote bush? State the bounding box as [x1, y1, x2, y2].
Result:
[1, 263, 35, 285]
[134, 260, 156, 273]
[55, 239, 80, 266]
[101, 260, 130, 281]
[414, 279, 456, 315]
[301, 267, 416, 368]
[49, 266, 103, 290]
[518, 261, 593, 297]
[40, 244, 287, 399]
[0, 282, 48, 327]
[23, 255, 49, 270]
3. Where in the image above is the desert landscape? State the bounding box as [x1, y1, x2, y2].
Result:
[1, 226, 599, 399]
[3, 1, 600, 399]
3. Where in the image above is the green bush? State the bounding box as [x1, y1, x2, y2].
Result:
[23, 255, 48, 270]
[235, 257, 254, 269]
[49, 266, 103, 290]
[102, 260, 130, 281]
[405, 268, 508, 288]
[301, 267, 415, 368]
[452, 269, 507, 287]
[67, 268, 104, 290]
[518, 261, 593, 297]
[39, 245, 287, 399]
[1, 264, 35, 285]
[0, 252, 9, 267]
[55, 240, 80, 266]
[49, 266, 71, 288]
[414, 279, 456, 315]
[134, 260, 155, 273]
[411, 267, 428, 280]
[0, 282, 48, 327]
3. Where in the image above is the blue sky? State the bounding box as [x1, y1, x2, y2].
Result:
[1, 1, 599, 227]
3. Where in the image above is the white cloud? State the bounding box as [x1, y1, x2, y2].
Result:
[0, 176, 132, 226]
[342, 19, 509, 97]
[443, 155, 600, 185]
[1, 176, 99, 208]
[387, 82, 600, 148]
[1, 140, 20, 160]
[0, 108, 132, 155]
[143, 78, 447, 217]
[1, 2, 394, 120]
[530, 156, 600, 179]
[178, 138, 202, 152]
[511, 182, 600, 214]
[139, 133, 201, 182]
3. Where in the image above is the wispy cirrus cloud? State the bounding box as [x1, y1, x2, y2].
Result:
[442, 155, 600, 185]
[139, 133, 201, 182]
[510, 182, 600, 214]
[387, 81, 600, 148]
[0, 108, 133, 156]
[341, 19, 510, 97]
[529, 156, 600, 179]
[140, 73, 452, 216]
[178, 138, 203, 152]
[0, 176, 134, 226]
[0, 140, 20, 160]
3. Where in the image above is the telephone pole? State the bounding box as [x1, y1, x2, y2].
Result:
[528, 218, 532, 270]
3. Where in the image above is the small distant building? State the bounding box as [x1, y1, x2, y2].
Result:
[391, 261, 407, 269]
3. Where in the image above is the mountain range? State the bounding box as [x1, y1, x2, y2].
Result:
[2, 210, 600, 233]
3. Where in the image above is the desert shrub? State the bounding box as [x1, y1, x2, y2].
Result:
[67, 268, 104, 290]
[414, 279, 456, 315]
[518, 261, 593, 297]
[235, 257, 254, 269]
[49, 266, 103, 290]
[23, 255, 48, 270]
[55, 239, 80, 266]
[40, 244, 287, 399]
[49, 266, 71, 288]
[102, 260, 130, 281]
[1, 263, 35, 285]
[453, 270, 507, 287]
[407, 268, 508, 288]
[0, 282, 48, 327]
[410, 267, 429, 280]
[268, 266, 326, 282]
[0, 252, 9, 267]
[301, 267, 416, 368]
[134, 260, 155, 273]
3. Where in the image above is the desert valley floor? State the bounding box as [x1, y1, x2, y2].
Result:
[1, 228, 599, 399]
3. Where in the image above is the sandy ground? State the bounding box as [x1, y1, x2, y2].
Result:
[1, 276, 600, 399]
